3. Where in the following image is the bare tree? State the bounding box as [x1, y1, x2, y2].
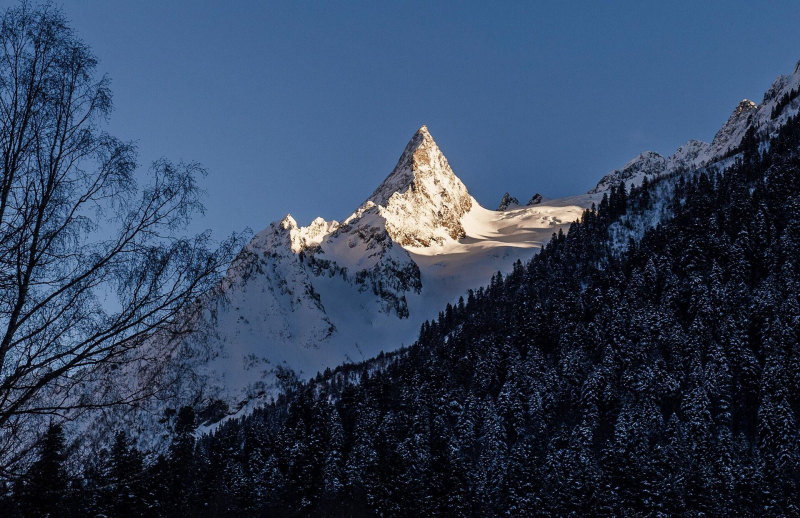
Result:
[0, 2, 243, 471]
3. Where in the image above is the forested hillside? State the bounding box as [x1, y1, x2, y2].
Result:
[6, 117, 800, 517]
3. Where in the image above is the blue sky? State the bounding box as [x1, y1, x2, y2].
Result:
[56, 0, 800, 238]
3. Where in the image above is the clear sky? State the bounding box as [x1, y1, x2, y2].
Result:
[52, 0, 800, 238]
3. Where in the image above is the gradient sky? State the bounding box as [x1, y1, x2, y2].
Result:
[53, 1, 800, 238]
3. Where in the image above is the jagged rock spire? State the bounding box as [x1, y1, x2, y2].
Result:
[527, 193, 543, 206]
[369, 126, 455, 204]
[367, 125, 472, 247]
[497, 193, 520, 211]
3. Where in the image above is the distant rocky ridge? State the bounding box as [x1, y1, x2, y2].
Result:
[496, 192, 547, 211]
[590, 58, 800, 194]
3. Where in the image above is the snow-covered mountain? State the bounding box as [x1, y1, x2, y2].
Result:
[95, 56, 800, 445]
[158, 126, 597, 422]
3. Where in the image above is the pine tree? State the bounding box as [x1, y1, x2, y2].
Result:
[106, 430, 146, 517]
[16, 424, 70, 518]
[167, 406, 198, 515]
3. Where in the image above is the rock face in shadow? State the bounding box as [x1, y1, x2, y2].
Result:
[497, 192, 520, 211]
[527, 193, 543, 206]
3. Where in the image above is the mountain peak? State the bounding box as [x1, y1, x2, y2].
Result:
[708, 99, 758, 158]
[794, 57, 800, 74]
[735, 99, 757, 114]
[368, 125, 443, 206]
[280, 214, 298, 230]
[366, 126, 472, 247]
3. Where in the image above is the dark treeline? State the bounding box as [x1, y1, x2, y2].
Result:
[5, 115, 800, 516]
